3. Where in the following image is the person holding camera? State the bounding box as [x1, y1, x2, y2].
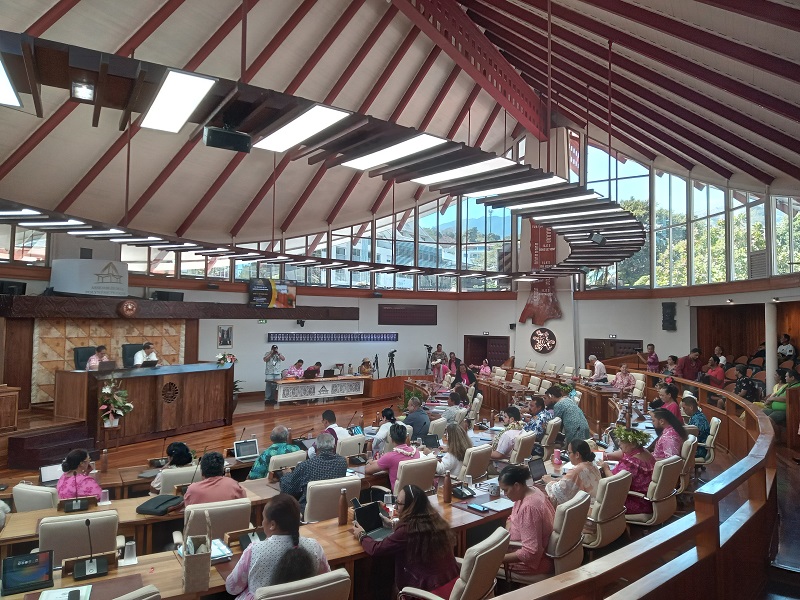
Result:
[264, 344, 285, 405]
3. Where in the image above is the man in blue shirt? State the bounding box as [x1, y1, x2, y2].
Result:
[681, 393, 710, 458]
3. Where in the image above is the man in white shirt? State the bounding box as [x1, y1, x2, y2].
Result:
[778, 334, 795, 361]
[588, 355, 608, 382]
[307, 409, 351, 459]
[133, 342, 158, 367]
[714, 346, 727, 366]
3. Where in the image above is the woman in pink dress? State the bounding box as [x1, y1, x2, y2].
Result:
[602, 428, 655, 515]
[57, 449, 102, 500]
[650, 408, 688, 459]
[612, 363, 637, 393]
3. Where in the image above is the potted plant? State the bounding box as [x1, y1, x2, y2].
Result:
[99, 377, 133, 427]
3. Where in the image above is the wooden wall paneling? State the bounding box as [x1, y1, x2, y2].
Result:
[0, 317, 5, 382]
[54, 371, 89, 419]
[777, 301, 800, 348]
[486, 336, 510, 365]
[696, 304, 764, 362]
[5, 318, 33, 409]
[184, 319, 198, 364]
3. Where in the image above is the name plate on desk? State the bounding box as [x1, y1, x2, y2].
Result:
[277, 378, 365, 403]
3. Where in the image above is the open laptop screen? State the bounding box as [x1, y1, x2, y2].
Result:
[354, 502, 382, 532]
[528, 457, 547, 482]
[1, 551, 54, 596]
[234, 439, 259, 460]
[39, 463, 62, 485]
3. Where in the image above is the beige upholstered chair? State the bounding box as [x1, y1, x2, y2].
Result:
[393, 455, 438, 495]
[677, 434, 698, 495]
[160, 465, 202, 495]
[634, 379, 646, 392]
[625, 455, 683, 527]
[467, 394, 483, 422]
[111, 585, 162, 600]
[539, 417, 562, 461]
[524, 359, 537, 371]
[528, 376, 541, 389]
[304, 476, 361, 522]
[684, 425, 699, 438]
[508, 431, 536, 465]
[13, 483, 58, 512]
[500, 491, 591, 584]
[578, 368, 591, 378]
[563, 366, 575, 376]
[267, 449, 307, 472]
[337, 434, 366, 458]
[454, 408, 469, 425]
[444, 374, 454, 387]
[538, 380, 553, 394]
[429, 417, 447, 438]
[182, 498, 253, 541]
[494, 368, 507, 381]
[459, 445, 492, 483]
[399, 527, 510, 600]
[583, 470, 632, 553]
[38, 510, 122, 565]
[466, 385, 476, 401]
[254, 568, 351, 600]
[385, 424, 413, 453]
[545, 363, 557, 374]
[695, 417, 721, 473]
[632, 387, 644, 399]
[631, 372, 645, 382]
[573, 390, 582, 404]
[512, 372, 523, 384]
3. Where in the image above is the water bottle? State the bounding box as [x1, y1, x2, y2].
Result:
[553, 449, 562, 465]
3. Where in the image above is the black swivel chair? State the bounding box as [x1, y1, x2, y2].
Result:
[73, 347, 96, 370]
[121, 344, 142, 368]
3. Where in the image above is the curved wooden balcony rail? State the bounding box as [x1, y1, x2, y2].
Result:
[494, 370, 776, 600]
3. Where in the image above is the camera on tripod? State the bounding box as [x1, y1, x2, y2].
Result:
[388, 349, 397, 358]
[424, 344, 432, 350]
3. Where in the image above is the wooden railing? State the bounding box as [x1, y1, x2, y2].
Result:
[495, 371, 776, 600]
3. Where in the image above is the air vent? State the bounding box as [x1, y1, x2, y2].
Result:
[748, 250, 768, 279]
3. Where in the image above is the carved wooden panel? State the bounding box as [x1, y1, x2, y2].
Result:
[378, 304, 437, 325]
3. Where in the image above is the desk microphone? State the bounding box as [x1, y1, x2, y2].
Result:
[238, 427, 247, 441]
[554, 364, 565, 374]
[190, 446, 206, 487]
[64, 472, 88, 513]
[345, 410, 358, 428]
[296, 427, 314, 441]
[74, 518, 108, 580]
[151, 436, 169, 467]
[349, 440, 367, 465]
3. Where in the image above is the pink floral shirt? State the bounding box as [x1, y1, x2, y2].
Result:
[653, 427, 683, 460]
[612, 372, 637, 391]
[57, 473, 102, 500]
[286, 365, 305, 378]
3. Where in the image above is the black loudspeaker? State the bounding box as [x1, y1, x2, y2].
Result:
[662, 302, 677, 331]
[509, 323, 517, 331]
[203, 127, 251, 153]
[152, 291, 184, 301]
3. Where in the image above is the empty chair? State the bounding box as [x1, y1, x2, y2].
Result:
[453, 408, 469, 425]
[267, 449, 307, 473]
[625, 455, 683, 528]
[780, 359, 794, 369]
[160, 465, 202, 495]
[38, 510, 122, 565]
[467, 394, 483, 422]
[512, 372, 523, 384]
[460, 445, 493, 483]
[337, 434, 366, 457]
[695, 417, 721, 480]
[677, 435, 698, 495]
[578, 368, 591, 378]
[176, 498, 253, 545]
[529, 376, 541, 389]
[73, 346, 96, 370]
[399, 527, 510, 600]
[500, 491, 591, 584]
[538, 417, 562, 461]
[632, 387, 644, 399]
[734, 355, 749, 365]
[304, 476, 362, 522]
[525, 360, 538, 372]
[429, 417, 447, 438]
[12, 483, 58, 512]
[538, 380, 553, 394]
[545, 363, 557, 374]
[508, 431, 536, 465]
[443, 374, 454, 387]
[467, 385, 476, 401]
[563, 366, 575, 376]
[749, 357, 764, 369]
[572, 390, 582, 404]
[607, 373, 616, 384]
[111, 585, 161, 600]
[631, 372, 645, 382]
[254, 568, 351, 600]
[583, 471, 632, 553]
[634, 379, 645, 392]
[494, 368, 507, 381]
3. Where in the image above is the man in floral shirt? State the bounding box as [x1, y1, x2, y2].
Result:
[247, 426, 302, 480]
[524, 397, 553, 455]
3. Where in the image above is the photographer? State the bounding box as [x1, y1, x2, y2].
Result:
[264, 344, 285, 405]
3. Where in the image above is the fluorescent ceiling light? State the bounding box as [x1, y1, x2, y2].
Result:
[109, 236, 163, 243]
[459, 273, 482, 278]
[19, 219, 85, 227]
[464, 176, 566, 198]
[413, 157, 517, 186]
[227, 252, 261, 259]
[151, 242, 200, 249]
[254, 105, 350, 152]
[344, 265, 371, 271]
[141, 70, 216, 133]
[403, 268, 422, 273]
[264, 255, 292, 262]
[71, 82, 94, 101]
[0, 209, 40, 217]
[439, 272, 457, 276]
[342, 134, 447, 170]
[534, 208, 624, 221]
[552, 219, 638, 230]
[507, 193, 601, 211]
[514, 277, 539, 282]
[486, 274, 511, 279]
[69, 228, 124, 236]
[0, 57, 21, 107]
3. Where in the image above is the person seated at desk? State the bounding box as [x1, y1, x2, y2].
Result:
[285, 360, 305, 378]
[587, 355, 607, 383]
[307, 409, 351, 459]
[452, 383, 470, 406]
[499, 465, 555, 578]
[680, 394, 710, 458]
[226, 494, 330, 599]
[402, 396, 430, 438]
[150, 442, 193, 494]
[601, 427, 655, 516]
[353, 484, 459, 595]
[423, 422, 472, 477]
[649, 408, 688, 460]
[490, 406, 524, 461]
[543, 440, 601, 507]
[656, 383, 683, 420]
[57, 449, 102, 500]
[133, 341, 159, 367]
[612, 363, 636, 393]
[280, 433, 347, 514]
[366, 424, 419, 490]
[470, 358, 492, 377]
[358, 357, 373, 376]
[661, 355, 678, 376]
[184, 452, 246, 506]
[544, 387, 591, 446]
[248, 426, 302, 480]
[440, 392, 463, 425]
[372, 408, 398, 455]
[451, 363, 477, 389]
[303, 361, 322, 378]
[85, 345, 111, 371]
[523, 397, 553, 447]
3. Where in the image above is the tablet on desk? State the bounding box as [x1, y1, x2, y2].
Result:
[1, 550, 54, 596]
[139, 360, 158, 368]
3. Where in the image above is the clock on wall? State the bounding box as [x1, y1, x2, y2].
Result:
[530, 327, 557, 354]
[117, 300, 139, 318]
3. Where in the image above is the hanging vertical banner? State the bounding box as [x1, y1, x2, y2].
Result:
[519, 222, 563, 326]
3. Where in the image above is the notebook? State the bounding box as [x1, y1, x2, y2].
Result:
[233, 439, 259, 463]
[1, 550, 54, 596]
[354, 502, 393, 541]
[39, 463, 63, 487]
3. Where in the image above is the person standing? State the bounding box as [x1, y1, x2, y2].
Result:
[431, 344, 448, 383]
[264, 344, 285, 405]
[637, 344, 660, 373]
[674, 348, 702, 382]
[544, 387, 591, 446]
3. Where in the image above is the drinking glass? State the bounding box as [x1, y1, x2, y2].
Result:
[465, 475, 473, 487]
[100, 489, 110, 503]
[415, 438, 423, 448]
[366, 451, 374, 461]
[123, 540, 136, 562]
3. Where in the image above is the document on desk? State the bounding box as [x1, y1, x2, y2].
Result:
[41, 585, 92, 600]
[481, 498, 514, 511]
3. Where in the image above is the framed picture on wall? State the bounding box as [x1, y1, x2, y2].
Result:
[217, 325, 233, 349]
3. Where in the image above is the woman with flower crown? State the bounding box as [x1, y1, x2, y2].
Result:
[601, 427, 655, 515]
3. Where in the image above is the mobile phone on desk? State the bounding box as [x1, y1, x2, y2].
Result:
[351, 498, 362, 509]
[467, 503, 489, 512]
[0, 484, 7, 491]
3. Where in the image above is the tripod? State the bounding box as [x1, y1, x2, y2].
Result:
[387, 352, 397, 377]
[373, 353, 379, 379]
[424, 346, 433, 375]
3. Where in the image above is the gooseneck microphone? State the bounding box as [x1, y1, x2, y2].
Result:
[73, 518, 108, 580]
[64, 471, 89, 513]
[238, 427, 247, 441]
[345, 410, 358, 428]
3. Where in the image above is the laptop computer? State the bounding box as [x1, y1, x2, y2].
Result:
[140, 360, 158, 368]
[354, 502, 393, 540]
[323, 369, 336, 378]
[422, 434, 441, 449]
[233, 439, 259, 463]
[303, 368, 318, 379]
[39, 463, 62, 487]
[98, 360, 118, 371]
[293, 438, 316, 451]
[1, 550, 54, 596]
[528, 456, 547, 483]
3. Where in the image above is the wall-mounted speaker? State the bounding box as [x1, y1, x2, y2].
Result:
[151, 291, 184, 301]
[509, 323, 517, 331]
[662, 301, 677, 331]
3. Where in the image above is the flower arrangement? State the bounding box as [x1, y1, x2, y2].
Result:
[613, 425, 651, 447]
[664, 376, 674, 385]
[216, 353, 238, 366]
[557, 381, 574, 395]
[99, 377, 133, 422]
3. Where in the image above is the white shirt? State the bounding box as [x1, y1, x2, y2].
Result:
[591, 361, 607, 381]
[778, 343, 795, 357]
[372, 421, 394, 454]
[435, 452, 463, 478]
[307, 425, 351, 459]
[133, 350, 158, 366]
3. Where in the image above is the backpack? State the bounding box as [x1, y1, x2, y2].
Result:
[136, 494, 183, 516]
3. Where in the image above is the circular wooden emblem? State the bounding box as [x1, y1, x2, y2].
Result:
[117, 300, 138, 318]
[162, 382, 179, 404]
[530, 328, 557, 354]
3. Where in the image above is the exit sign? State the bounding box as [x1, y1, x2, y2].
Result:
[258, 319, 268, 324]
[483, 331, 490, 335]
